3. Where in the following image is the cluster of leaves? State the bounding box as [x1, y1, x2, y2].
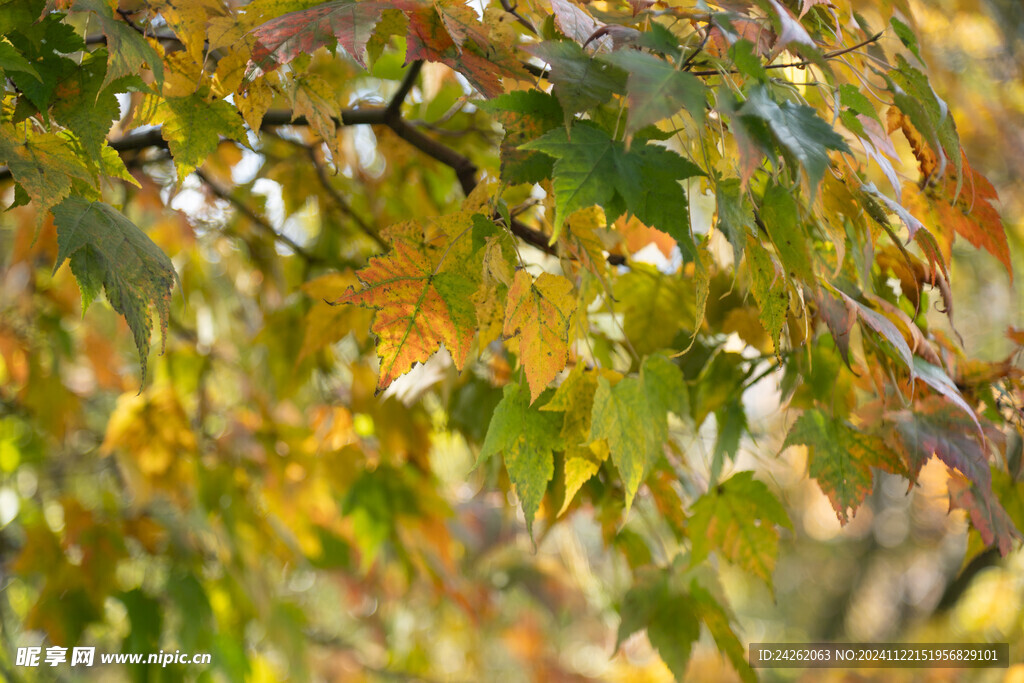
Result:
[0, 0, 1022, 679]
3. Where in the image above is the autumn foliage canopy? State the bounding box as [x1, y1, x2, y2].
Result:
[0, 0, 1022, 679]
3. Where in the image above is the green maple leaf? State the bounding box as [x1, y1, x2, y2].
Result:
[614, 265, 692, 355]
[591, 376, 651, 513]
[603, 49, 706, 133]
[0, 124, 93, 222]
[784, 409, 907, 524]
[521, 123, 618, 239]
[51, 197, 178, 382]
[51, 50, 142, 164]
[738, 85, 850, 194]
[616, 568, 701, 681]
[73, 0, 164, 88]
[760, 182, 815, 284]
[590, 356, 685, 513]
[479, 90, 563, 185]
[614, 142, 704, 261]
[715, 178, 755, 266]
[478, 382, 563, 539]
[522, 123, 703, 247]
[157, 94, 248, 183]
[523, 40, 624, 120]
[688, 471, 791, 589]
[744, 235, 790, 353]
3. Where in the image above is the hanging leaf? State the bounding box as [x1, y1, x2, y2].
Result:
[503, 270, 577, 402]
[478, 381, 563, 538]
[616, 569, 701, 681]
[886, 397, 988, 487]
[524, 41, 624, 120]
[784, 409, 907, 523]
[245, 0, 388, 75]
[688, 471, 791, 589]
[602, 49, 706, 133]
[948, 472, 1020, 557]
[335, 238, 478, 394]
[156, 94, 247, 183]
[51, 198, 178, 381]
[738, 85, 850, 194]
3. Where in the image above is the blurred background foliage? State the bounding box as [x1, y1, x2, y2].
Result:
[0, 0, 1022, 681]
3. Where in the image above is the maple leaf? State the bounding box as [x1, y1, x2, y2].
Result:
[50, 50, 138, 164]
[764, 0, 816, 55]
[540, 364, 611, 514]
[479, 90, 563, 185]
[245, 0, 388, 76]
[0, 124, 93, 222]
[948, 471, 1021, 557]
[590, 356, 685, 512]
[738, 85, 850, 195]
[51, 198, 178, 382]
[157, 93, 247, 183]
[715, 178, 755, 265]
[690, 581, 757, 683]
[522, 122, 703, 247]
[72, 0, 164, 88]
[760, 183, 815, 284]
[433, 0, 489, 49]
[616, 568, 701, 681]
[550, 0, 609, 50]
[744, 235, 790, 353]
[905, 154, 1012, 279]
[688, 471, 791, 590]
[784, 409, 907, 524]
[524, 41, 624, 121]
[336, 239, 478, 394]
[478, 381, 563, 539]
[503, 270, 577, 402]
[886, 397, 989, 487]
[603, 48, 706, 133]
[298, 272, 373, 362]
[613, 265, 692, 355]
[591, 376, 651, 512]
[405, 3, 504, 98]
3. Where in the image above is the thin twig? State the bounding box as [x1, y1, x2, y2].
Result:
[193, 168, 320, 263]
[500, 0, 537, 35]
[305, 145, 386, 251]
[688, 31, 884, 77]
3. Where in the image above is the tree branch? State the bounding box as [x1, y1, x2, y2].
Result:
[386, 60, 423, 120]
[193, 168, 321, 263]
[688, 32, 885, 76]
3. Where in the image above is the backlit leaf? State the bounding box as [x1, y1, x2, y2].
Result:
[73, 0, 164, 88]
[478, 381, 563, 538]
[689, 471, 791, 588]
[335, 239, 478, 394]
[948, 471, 1020, 557]
[51, 198, 177, 381]
[602, 49, 706, 133]
[246, 0, 387, 75]
[524, 41, 624, 119]
[784, 409, 907, 523]
[503, 270, 577, 402]
[739, 85, 850, 194]
[157, 94, 247, 183]
[886, 397, 988, 487]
